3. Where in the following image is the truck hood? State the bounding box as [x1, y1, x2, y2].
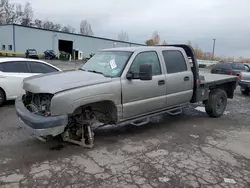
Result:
[23, 70, 112, 94]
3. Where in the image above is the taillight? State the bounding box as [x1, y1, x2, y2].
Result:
[238, 73, 242, 80]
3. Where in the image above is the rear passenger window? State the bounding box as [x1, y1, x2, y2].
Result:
[29, 62, 58, 73]
[162, 50, 187, 74]
[2, 61, 29, 73]
[238, 64, 246, 70]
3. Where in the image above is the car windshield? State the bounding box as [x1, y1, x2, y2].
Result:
[81, 51, 133, 77]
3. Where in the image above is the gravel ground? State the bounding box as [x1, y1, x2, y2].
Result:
[45, 60, 84, 71]
[0, 63, 249, 187]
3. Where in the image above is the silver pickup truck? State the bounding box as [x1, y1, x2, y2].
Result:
[239, 64, 250, 95]
[15, 45, 238, 148]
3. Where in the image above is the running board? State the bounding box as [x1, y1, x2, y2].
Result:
[130, 118, 150, 126]
[119, 105, 187, 126]
[167, 107, 183, 116]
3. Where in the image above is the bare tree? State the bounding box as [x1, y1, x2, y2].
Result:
[162, 40, 167, 45]
[42, 19, 61, 31]
[62, 25, 75, 33]
[188, 40, 192, 46]
[34, 19, 42, 28]
[145, 39, 154, 46]
[21, 2, 33, 26]
[79, 20, 94, 36]
[118, 31, 129, 42]
[152, 31, 160, 45]
[0, 0, 23, 24]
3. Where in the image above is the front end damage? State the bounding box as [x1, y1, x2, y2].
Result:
[16, 92, 97, 148]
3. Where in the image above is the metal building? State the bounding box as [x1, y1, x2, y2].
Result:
[0, 24, 143, 59]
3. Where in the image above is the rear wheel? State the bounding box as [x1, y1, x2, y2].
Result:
[0, 89, 6, 107]
[205, 89, 227, 118]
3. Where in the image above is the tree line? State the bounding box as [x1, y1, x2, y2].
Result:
[145, 32, 250, 63]
[0, 0, 130, 41]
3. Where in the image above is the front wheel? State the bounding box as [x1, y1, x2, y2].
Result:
[205, 89, 227, 118]
[0, 89, 6, 107]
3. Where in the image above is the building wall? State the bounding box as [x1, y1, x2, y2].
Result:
[0, 25, 13, 52]
[13, 25, 143, 56]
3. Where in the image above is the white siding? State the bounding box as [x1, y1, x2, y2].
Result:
[0, 25, 13, 51]
[13, 25, 143, 56]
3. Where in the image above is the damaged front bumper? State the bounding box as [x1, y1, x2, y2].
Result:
[15, 95, 68, 137]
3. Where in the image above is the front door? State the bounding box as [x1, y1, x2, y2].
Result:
[0, 61, 33, 99]
[121, 51, 166, 120]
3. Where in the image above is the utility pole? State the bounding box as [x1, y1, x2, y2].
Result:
[212, 39, 216, 60]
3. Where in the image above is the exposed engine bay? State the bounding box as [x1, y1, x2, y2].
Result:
[23, 92, 53, 116]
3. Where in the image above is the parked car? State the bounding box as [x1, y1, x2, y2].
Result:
[44, 50, 57, 60]
[239, 64, 250, 95]
[15, 45, 237, 148]
[210, 62, 250, 80]
[25, 49, 39, 59]
[0, 58, 61, 106]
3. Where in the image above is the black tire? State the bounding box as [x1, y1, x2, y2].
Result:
[0, 89, 6, 107]
[241, 88, 249, 95]
[205, 89, 227, 118]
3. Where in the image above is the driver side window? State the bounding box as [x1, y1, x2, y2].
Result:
[129, 51, 161, 77]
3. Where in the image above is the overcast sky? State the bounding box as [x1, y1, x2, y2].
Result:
[10, 0, 250, 58]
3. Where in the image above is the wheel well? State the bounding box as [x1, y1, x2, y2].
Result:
[72, 101, 118, 124]
[209, 81, 236, 99]
[0, 87, 6, 100]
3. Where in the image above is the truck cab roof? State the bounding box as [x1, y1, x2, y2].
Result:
[100, 46, 183, 52]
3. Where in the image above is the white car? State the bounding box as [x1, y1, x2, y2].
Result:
[0, 58, 61, 106]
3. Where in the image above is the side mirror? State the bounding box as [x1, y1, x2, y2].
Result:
[126, 71, 134, 80]
[139, 64, 152, 80]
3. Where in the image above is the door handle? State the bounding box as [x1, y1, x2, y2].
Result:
[158, 80, 165, 85]
[184, 76, 190, 81]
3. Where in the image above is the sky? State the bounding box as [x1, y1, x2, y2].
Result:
[10, 0, 250, 58]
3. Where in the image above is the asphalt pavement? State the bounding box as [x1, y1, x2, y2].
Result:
[0, 64, 250, 188]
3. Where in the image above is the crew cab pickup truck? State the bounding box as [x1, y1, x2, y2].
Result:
[15, 45, 238, 148]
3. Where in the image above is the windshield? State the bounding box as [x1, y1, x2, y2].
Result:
[81, 51, 133, 77]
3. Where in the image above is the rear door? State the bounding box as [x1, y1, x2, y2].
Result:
[27, 61, 59, 74]
[162, 50, 194, 107]
[232, 63, 246, 76]
[121, 51, 166, 119]
[0, 61, 32, 99]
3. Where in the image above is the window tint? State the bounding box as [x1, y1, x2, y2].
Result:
[162, 50, 187, 73]
[238, 64, 245, 70]
[231, 63, 245, 70]
[29, 61, 58, 73]
[213, 63, 231, 70]
[2, 61, 29, 73]
[129, 51, 161, 77]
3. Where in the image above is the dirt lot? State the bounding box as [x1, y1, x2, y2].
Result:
[0, 64, 250, 188]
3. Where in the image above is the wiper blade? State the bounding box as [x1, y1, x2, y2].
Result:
[87, 70, 109, 77]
